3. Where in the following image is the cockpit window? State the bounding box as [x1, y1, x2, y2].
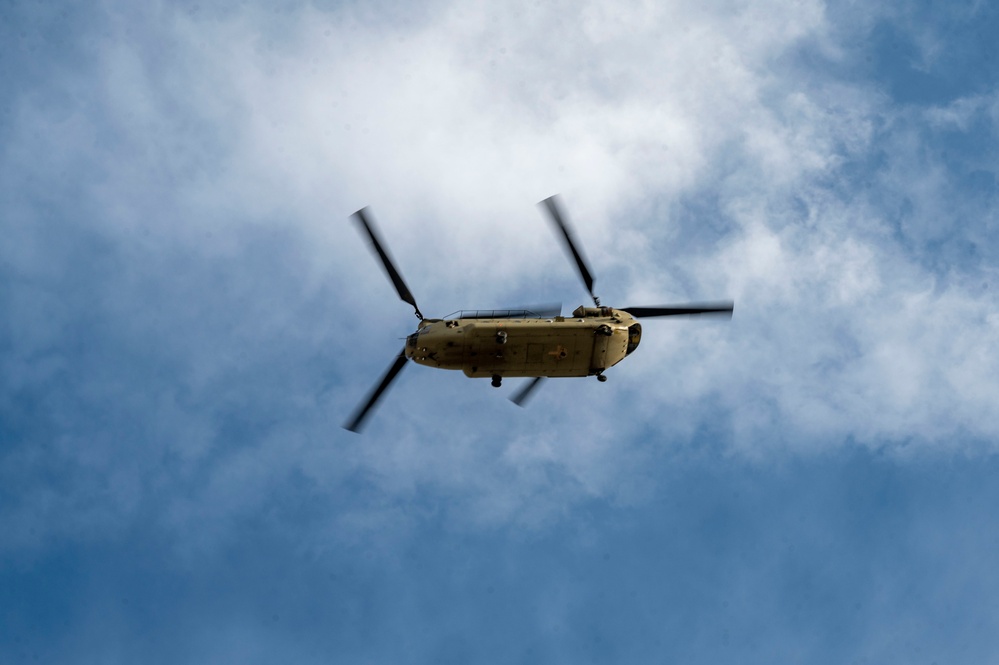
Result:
[626, 323, 642, 355]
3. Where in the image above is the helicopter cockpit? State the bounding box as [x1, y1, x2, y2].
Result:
[626, 323, 642, 355]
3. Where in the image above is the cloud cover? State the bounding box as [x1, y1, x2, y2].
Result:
[3, 0, 999, 662]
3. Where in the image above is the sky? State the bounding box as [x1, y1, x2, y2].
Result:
[2, 0, 999, 662]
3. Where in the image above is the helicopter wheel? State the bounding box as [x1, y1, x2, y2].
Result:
[491, 375, 502, 388]
[597, 373, 607, 382]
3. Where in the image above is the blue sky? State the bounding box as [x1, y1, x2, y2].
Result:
[3, 0, 999, 663]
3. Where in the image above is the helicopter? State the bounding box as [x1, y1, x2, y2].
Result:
[344, 195, 734, 432]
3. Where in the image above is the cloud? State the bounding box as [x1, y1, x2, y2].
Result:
[3, 0, 999, 559]
[8, 4, 999, 665]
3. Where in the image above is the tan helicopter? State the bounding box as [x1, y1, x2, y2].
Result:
[344, 195, 734, 432]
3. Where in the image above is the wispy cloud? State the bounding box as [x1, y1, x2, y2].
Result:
[3, 0, 998, 575]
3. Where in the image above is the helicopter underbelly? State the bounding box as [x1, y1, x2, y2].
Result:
[408, 317, 631, 378]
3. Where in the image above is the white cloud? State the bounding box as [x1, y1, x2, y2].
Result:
[5, 0, 999, 550]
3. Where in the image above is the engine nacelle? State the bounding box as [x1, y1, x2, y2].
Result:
[572, 306, 613, 318]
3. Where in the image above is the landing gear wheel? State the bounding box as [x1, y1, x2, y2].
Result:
[596, 324, 613, 336]
[597, 373, 607, 382]
[491, 375, 502, 388]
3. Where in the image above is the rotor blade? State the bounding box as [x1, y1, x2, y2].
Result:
[455, 303, 562, 319]
[622, 301, 735, 318]
[343, 348, 408, 433]
[510, 377, 546, 407]
[352, 208, 423, 320]
[539, 195, 599, 306]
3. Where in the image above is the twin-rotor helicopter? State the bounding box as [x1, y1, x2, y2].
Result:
[344, 195, 734, 432]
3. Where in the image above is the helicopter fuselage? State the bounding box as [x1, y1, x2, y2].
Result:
[406, 306, 643, 379]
